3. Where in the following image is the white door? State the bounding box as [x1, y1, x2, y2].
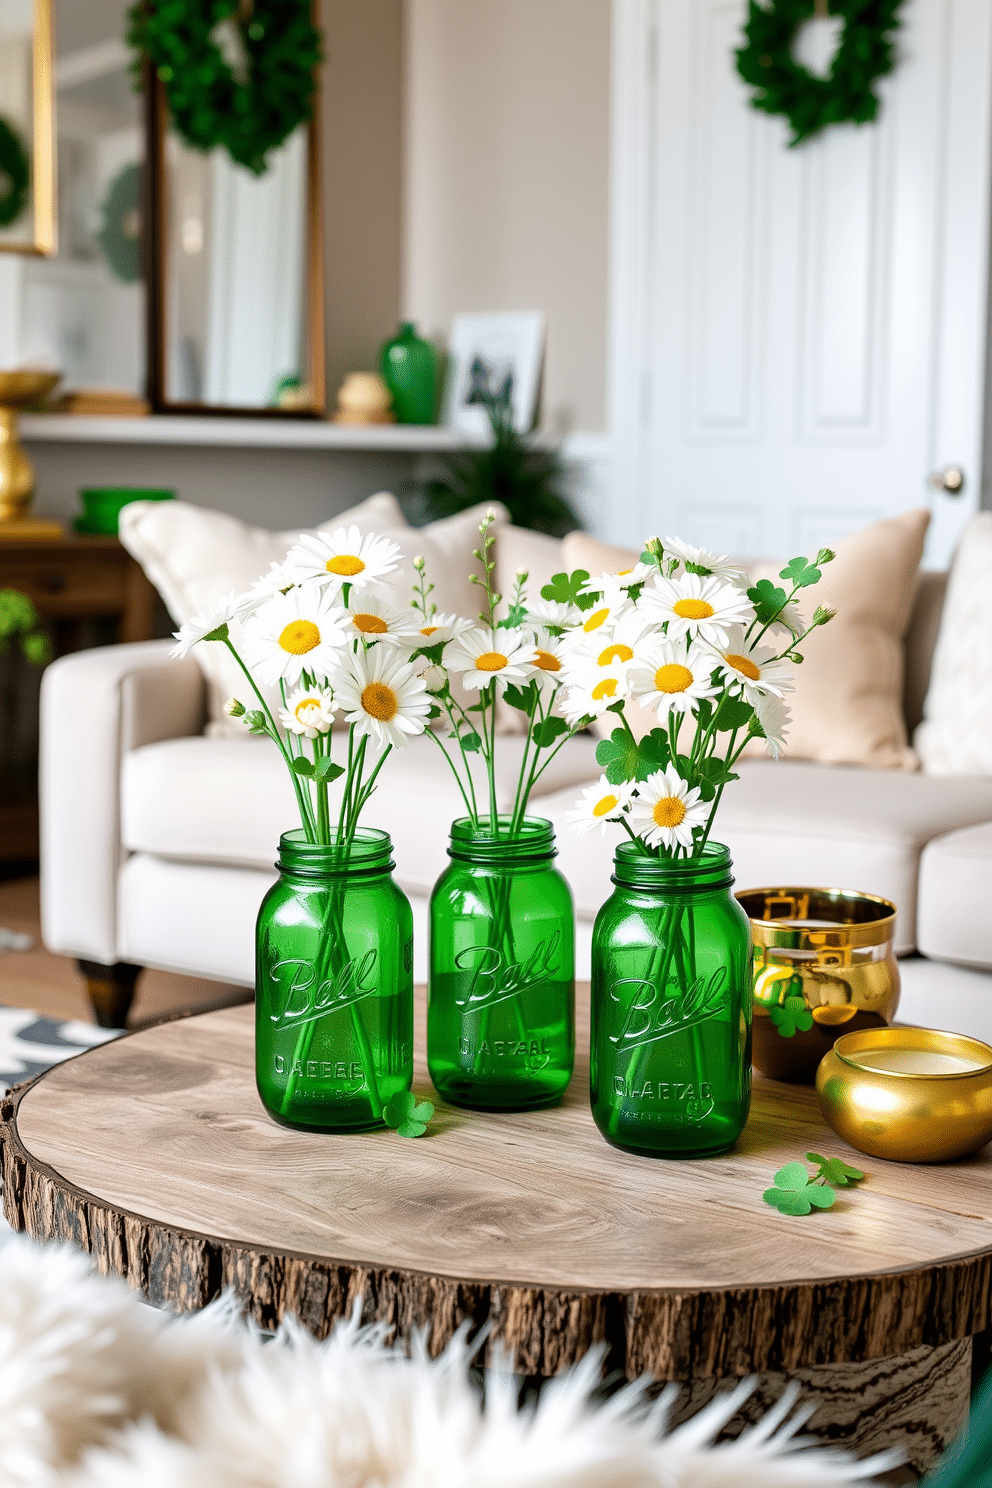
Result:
[608, 0, 992, 566]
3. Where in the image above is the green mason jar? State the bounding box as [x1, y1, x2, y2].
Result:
[428, 817, 575, 1110]
[255, 828, 414, 1132]
[590, 842, 752, 1157]
[379, 320, 437, 424]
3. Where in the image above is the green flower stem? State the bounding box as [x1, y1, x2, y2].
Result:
[424, 726, 476, 820]
[222, 638, 316, 840]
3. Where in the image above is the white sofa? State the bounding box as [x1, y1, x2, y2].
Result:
[39, 538, 992, 1032]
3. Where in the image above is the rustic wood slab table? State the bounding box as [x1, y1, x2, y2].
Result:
[3, 985, 991, 1473]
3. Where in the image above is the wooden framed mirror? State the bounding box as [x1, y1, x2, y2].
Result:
[0, 0, 55, 256]
[144, 55, 325, 417]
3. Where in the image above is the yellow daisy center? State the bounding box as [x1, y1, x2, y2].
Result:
[725, 652, 760, 681]
[592, 677, 618, 700]
[294, 697, 321, 720]
[279, 620, 321, 655]
[352, 613, 389, 635]
[653, 796, 686, 828]
[593, 792, 619, 817]
[597, 642, 634, 666]
[655, 663, 694, 693]
[673, 598, 714, 620]
[420, 625, 439, 636]
[361, 682, 397, 721]
[582, 607, 610, 632]
[326, 554, 365, 577]
[534, 649, 561, 672]
[617, 568, 633, 576]
[476, 651, 509, 672]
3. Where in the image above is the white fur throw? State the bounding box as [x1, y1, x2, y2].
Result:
[0, 1235, 898, 1487]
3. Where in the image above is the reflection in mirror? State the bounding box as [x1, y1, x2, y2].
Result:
[162, 123, 316, 409]
[0, 0, 53, 256]
[16, 0, 143, 404]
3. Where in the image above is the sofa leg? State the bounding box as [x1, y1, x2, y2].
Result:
[77, 960, 143, 1029]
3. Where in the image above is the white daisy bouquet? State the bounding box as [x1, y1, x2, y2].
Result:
[170, 525, 432, 848]
[559, 536, 836, 855]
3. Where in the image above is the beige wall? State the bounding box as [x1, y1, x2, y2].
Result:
[402, 0, 611, 432]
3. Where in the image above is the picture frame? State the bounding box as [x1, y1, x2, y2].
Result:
[441, 311, 544, 435]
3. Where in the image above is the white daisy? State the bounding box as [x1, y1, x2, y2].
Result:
[410, 612, 474, 647]
[525, 629, 568, 693]
[244, 584, 348, 686]
[334, 646, 431, 750]
[524, 597, 581, 630]
[345, 592, 420, 646]
[286, 525, 402, 590]
[568, 608, 656, 679]
[579, 562, 654, 597]
[752, 690, 792, 759]
[560, 663, 628, 724]
[562, 593, 631, 647]
[628, 766, 708, 852]
[419, 662, 449, 693]
[661, 536, 747, 582]
[233, 562, 294, 619]
[567, 777, 635, 837]
[713, 625, 794, 705]
[626, 640, 720, 721]
[639, 571, 754, 646]
[278, 685, 337, 739]
[170, 592, 239, 658]
[445, 627, 534, 693]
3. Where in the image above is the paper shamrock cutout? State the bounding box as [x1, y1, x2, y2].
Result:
[770, 995, 814, 1037]
[762, 1153, 866, 1216]
[383, 1091, 435, 1138]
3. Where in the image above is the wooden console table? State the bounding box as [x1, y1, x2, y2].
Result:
[0, 531, 159, 859]
[3, 984, 991, 1473]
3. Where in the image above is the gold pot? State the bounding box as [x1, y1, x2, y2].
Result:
[736, 886, 899, 1084]
[0, 369, 61, 526]
[817, 1027, 992, 1162]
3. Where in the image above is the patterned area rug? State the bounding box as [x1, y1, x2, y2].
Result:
[0, 1005, 121, 1094]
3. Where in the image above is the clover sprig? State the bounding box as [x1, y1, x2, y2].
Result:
[763, 1152, 865, 1215]
[383, 1092, 435, 1139]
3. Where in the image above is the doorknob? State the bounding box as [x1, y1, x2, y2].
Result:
[929, 466, 965, 495]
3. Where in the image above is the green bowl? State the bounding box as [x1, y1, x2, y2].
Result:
[74, 487, 175, 536]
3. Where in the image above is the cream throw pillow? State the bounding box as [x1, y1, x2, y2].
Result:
[915, 513, 992, 773]
[562, 508, 929, 770]
[120, 493, 508, 730]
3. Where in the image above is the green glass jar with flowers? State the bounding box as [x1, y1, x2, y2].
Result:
[170, 524, 431, 1132]
[555, 537, 838, 1157]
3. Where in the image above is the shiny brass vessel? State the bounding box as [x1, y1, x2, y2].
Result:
[737, 886, 899, 1084]
[817, 1026, 992, 1162]
[0, 370, 61, 533]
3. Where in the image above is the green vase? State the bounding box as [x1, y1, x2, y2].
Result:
[590, 842, 752, 1157]
[255, 828, 414, 1132]
[428, 817, 575, 1110]
[379, 321, 437, 424]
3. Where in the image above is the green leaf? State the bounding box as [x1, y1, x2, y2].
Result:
[458, 731, 482, 752]
[541, 569, 593, 610]
[502, 683, 533, 713]
[532, 715, 568, 748]
[314, 758, 343, 783]
[713, 695, 754, 734]
[763, 1187, 813, 1216]
[773, 1161, 811, 1191]
[769, 995, 814, 1037]
[291, 756, 315, 777]
[595, 728, 639, 785]
[501, 603, 528, 628]
[747, 579, 788, 626]
[697, 757, 739, 789]
[806, 1153, 865, 1187]
[245, 710, 267, 735]
[805, 1185, 836, 1209]
[780, 556, 822, 588]
[637, 729, 671, 776]
[383, 1090, 434, 1138]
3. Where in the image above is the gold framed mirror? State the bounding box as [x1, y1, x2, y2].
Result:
[145, 59, 325, 417]
[0, 0, 55, 256]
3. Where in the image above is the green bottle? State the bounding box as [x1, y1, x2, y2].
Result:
[590, 842, 752, 1157]
[255, 829, 413, 1131]
[379, 321, 437, 424]
[428, 817, 575, 1110]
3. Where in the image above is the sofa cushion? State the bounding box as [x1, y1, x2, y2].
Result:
[915, 513, 992, 773]
[563, 509, 930, 771]
[120, 732, 604, 897]
[118, 493, 509, 731]
[918, 823, 992, 968]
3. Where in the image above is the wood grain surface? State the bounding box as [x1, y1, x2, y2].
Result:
[3, 985, 992, 1382]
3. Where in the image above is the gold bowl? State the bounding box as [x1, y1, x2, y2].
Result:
[736, 886, 899, 1084]
[816, 1027, 992, 1162]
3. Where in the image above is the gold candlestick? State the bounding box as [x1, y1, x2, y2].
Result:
[0, 369, 63, 539]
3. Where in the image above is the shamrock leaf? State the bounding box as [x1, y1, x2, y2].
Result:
[532, 715, 568, 748]
[763, 1163, 836, 1215]
[806, 1153, 865, 1187]
[712, 695, 754, 734]
[457, 730, 482, 752]
[764, 1186, 815, 1215]
[780, 556, 822, 589]
[747, 579, 788, 626]
[770, 996, 814, 1037]
[596, 728, 639, 784]
[541, 569, 595, 611]
[501, 683, 533, 714]
[773, 1160, 811, 1190]
[383, 1091, 435, 1139]
[314, 758, 344, 783]
[501, 603, 528, 628]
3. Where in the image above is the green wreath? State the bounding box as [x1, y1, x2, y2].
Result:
[735, 0, 904, 147]
[0, 116, 29, 229]
[96, 162, 142, 284]
[126, 0, 322, 176]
